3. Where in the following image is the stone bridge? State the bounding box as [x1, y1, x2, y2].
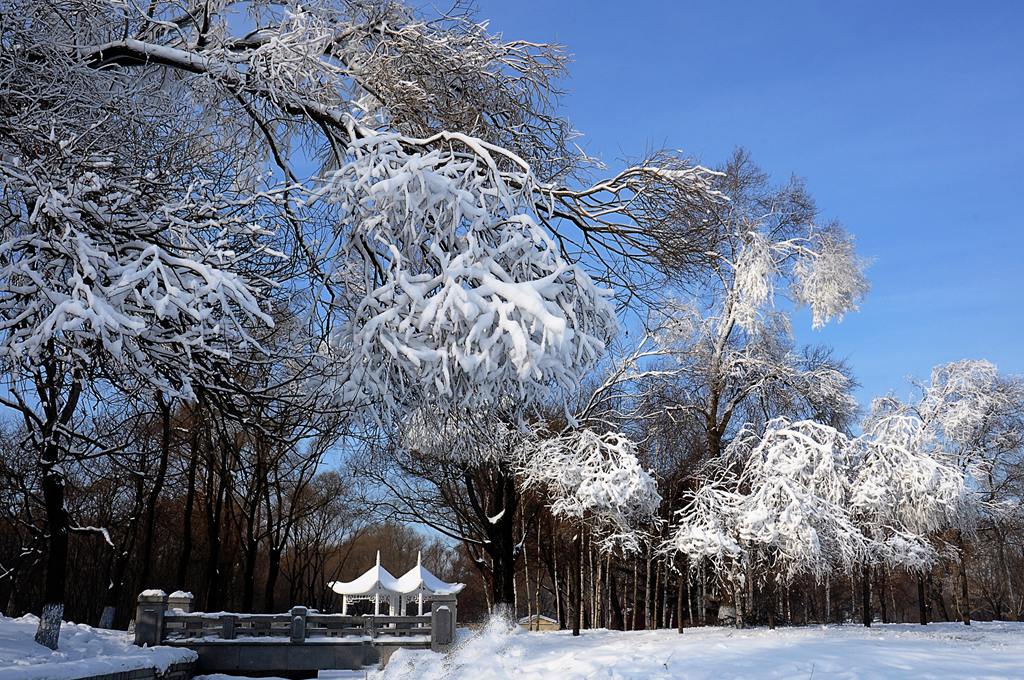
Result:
[133, 591, 456, 678]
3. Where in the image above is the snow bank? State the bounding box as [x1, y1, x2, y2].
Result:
[0, 614, 195, 680]
[379, 613, 521, 680]
[378, 620, 1024, 679]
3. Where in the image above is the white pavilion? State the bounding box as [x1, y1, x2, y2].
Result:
[328, 551, 464, 616]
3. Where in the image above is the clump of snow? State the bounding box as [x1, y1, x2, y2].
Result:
[138, 589, 167, 598]
[0, 613, 195, 680]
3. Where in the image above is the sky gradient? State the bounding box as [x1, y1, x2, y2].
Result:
[473, 0, 1024, 406]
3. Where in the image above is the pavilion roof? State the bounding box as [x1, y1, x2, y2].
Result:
[327, 551, 400, 596]
[327, 551, 464, 597]
[394, 552, 465, 596]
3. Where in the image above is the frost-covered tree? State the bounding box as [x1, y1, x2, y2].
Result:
[866, 360, 1024, 625]
[667, 418, 868, 627]
[850, 410, 966, 624]
[520, 429, 661, 554]
[648, 150, 867, 466]
[2, 0, 722, 420]
[2, 0, 727, 644]
[0, 30, 280, 645]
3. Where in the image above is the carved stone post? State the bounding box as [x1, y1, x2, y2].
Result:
[290, 606, 307, 643]
[430, 595, 457, 651]
[167, 591, 194, 613]
[134, 591, 168, 647]
[431, 604, 453, 650]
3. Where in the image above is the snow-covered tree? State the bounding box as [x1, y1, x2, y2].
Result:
[0, 29, 281, 645]
[670, 420, 865, 577]
[647, 150, 867, 467]
[520, 429, 661, 554]
[864, 360, 1024, 624]
[2, 0, 727, 644]
[851, 412, 966, 574]
[730, 419, 867, 582]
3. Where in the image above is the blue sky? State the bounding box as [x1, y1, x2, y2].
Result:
[472, 0, 1024, 406]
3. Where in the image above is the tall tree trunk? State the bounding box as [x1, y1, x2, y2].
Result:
[643, 545, 652, 629]
[917, 574, 928, 624]
[861, 564, 872, 627]
[175, 401, 202, 590]
[825, 576, 831, 624]
[36, 440, 69, 650]
[33, 363, 81, 650]
[138, 394, 172, 591]
[552, 541, 563, 628]
[631, 559, 638, 631]
[878, 569, 889, 624]
[264, 547, 282, 612]
[204, 441, 230, 611]
[676, 560, 686, 634]
[572, 529, 582, 636]
[957, 531, 971, 625]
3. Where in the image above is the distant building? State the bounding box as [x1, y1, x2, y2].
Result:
[518, 614, 559, 632]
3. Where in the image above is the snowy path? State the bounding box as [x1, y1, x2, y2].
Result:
[378, 619, 1024, 679]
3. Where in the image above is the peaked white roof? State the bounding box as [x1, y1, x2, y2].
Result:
[328, 551, 400, 596]
[393, 552, 465, 596]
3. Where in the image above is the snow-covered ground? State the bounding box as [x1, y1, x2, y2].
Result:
[379, 617, 1024, 680]
[0, 614, 195, 680]
[5, 613, 1022, 679]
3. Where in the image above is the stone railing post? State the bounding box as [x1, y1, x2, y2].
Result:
[134, 590, 168, 647]
[167, 591, 194, 613]
[290, 606, 307, 643]
[220, 615, 237, 640]
[430, 596, 457, 651]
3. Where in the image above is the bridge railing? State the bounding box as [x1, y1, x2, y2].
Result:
[135, 592, 454, 651]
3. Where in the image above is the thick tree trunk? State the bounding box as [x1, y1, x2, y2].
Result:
[139, 396, 172, 591]
[861, 564, 872, 627]
[264, 547, 282, 612]
[175, 403, 202, 590]
[36, 446, 68, 650]
[609, 570, 624, 630]
[958, 531, 971, 625]
[917, 574, 928, 624]
[33, 363, 81, 650]
[878, 569, 889, 624]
